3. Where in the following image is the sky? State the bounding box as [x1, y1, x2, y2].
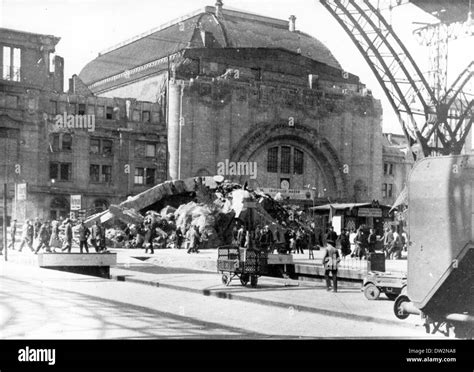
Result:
[1, 0, 472, 134]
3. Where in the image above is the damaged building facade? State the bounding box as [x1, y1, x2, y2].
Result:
[79, 2, 384, 205]
[0, 28, 167, 222]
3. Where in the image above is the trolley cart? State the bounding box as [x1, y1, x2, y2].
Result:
[362, 271, 407, 301]
[217, 245, 267, 287]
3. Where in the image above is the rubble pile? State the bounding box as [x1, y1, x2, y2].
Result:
[96, 176, 305, 250]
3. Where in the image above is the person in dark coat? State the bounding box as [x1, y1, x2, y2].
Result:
[284, 229, 292, 253]
[144, 223, 156, 254]
[295, 228, 305, 254]
[78, 221, 91, 253]
[325, 226, 338, 247]
[323, 241, 341, 292]
[236, 224, 246, 248]
[340, 229, 351, 257]
[368, 228, 377, 254]
[34, 221, 52, 254]
[175, 227, 183, 249]
[99, 223, 107, 252]
[382, 227, 394, 258]
[18, 220, 34, 252]
[90, 221, 102, 253]
[353, 226, 368, 260]
[259, 225, 274, 252]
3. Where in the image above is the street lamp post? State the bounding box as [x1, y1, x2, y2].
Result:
[3, 183, 7, 261]
[2, 131, 8, 261]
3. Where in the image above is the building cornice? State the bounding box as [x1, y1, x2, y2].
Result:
[88, 52, 180, 90]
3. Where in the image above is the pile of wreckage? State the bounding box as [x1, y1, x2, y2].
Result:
[84, 176, 309, 250]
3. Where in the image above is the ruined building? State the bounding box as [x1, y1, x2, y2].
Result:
[0, 28, 166, 222]
[79, 2, 384, 205]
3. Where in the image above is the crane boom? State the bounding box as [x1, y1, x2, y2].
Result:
[319, 0, 473, 157]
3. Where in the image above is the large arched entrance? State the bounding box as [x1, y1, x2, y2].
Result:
[50, 196, 70, 221]
[230, 122, 348, 200]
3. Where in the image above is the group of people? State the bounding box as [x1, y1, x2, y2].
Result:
[347, 226, 406, 260]
[122, 219, 205, 255]
[8, 218, 107, 254]
[321, 225, 408, 292]
[232, 223, 320, 255]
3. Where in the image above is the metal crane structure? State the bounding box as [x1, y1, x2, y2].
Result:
[319, 0, 474, 158]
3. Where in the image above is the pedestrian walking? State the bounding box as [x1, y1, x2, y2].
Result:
[186, 225, 201, 254]
[175, 227, 183, 249]
[382, 227, 394, 258]
[34, 221, 52, 254]
[284, 228, 292, 253]
[8, 219, 17, 250]
[78, 220, 90, 253]
[236, 224, 246, 248]
[323, 241, 341, 292]
[296, 228, 305, 254]
[368, 228, 377, 254]
[90, 221, 103, 253]
[144, 223, 156, 254]
[259, 225, 274, 252]
[340, 229, 351, 258]
[353, 226, 368, 260]
[18, 220, 34, 252]
[33, 218, 42, 239]
[325, 226, 338, 247]
[98, 222, 107, 252]
[61, 219, 73, 253]
[388, 230, 403, 259]
[49, 220, 61, 251]
[289, 233, 296, 253]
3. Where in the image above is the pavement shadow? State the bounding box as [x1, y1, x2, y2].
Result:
[114, 264, 209, 275]
[207, 283, 361, 295]
[0, 276, 275, 339]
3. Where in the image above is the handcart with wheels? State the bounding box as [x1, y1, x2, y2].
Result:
[362, 271, 407, 300]
[217, 245, 267, 287]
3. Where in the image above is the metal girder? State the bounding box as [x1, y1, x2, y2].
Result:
[319, 0, 473, 157]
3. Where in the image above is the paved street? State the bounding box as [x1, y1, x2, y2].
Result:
[0, 258, 441, 339]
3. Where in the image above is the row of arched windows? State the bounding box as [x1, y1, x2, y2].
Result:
[267, 146, 304, 175]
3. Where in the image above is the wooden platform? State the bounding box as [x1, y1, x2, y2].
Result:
[267, 253, 294, 265]
[37, 253, 117, 267]
[5, 251, 117, 278]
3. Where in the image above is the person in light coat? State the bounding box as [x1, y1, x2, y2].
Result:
[323, 241, 341, 292]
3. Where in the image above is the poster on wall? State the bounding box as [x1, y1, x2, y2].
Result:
[332, 215, 342, 235]
[16, 183, 27, 201]
[70, 195, 82, 211]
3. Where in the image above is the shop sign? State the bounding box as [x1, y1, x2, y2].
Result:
[358, 208, 382, 217]
[258, 188, 314, 201]
[70, 195, 82, 211]
[16, 183, 27, 201]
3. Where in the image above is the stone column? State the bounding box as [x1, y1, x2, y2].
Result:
[167, 80, 181, 180]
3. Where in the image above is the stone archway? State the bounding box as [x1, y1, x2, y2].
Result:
[230, 122, 348, 199]
[50, 196, 70, 221]
[92, 199, 110, 215]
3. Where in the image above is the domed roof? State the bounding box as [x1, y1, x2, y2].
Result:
[79, 5, 341, 86]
